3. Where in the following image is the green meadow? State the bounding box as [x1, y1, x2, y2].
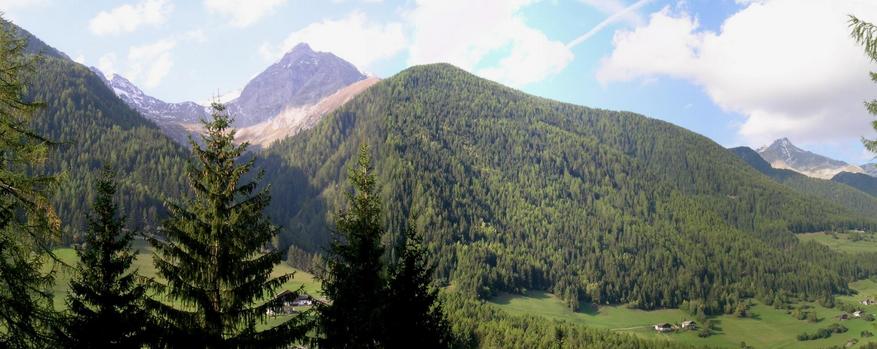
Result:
[491, 290, 877, 348]
[47, 239, 320, 330]
[798, 231, 877, 254]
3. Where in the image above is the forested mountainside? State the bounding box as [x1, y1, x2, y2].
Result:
[833, 171, 877, 198]
[267, 64, 877, 314]
[730, 147, 877, 216]
[24, 51, 189, 241]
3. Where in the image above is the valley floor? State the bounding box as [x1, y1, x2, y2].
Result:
[490, 290, 877, 348]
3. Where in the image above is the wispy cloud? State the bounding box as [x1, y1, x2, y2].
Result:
[89, 0, 173, 36]
[203, 0, 286, 28]
[568, 0, 653, 48]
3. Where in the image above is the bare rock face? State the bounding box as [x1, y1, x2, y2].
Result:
[226, 43, 367, 128]
[757, 138, 864, 179]
[236, 77, 380, 149]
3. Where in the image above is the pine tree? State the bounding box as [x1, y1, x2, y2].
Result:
[62, 167, 149, 348]
[317, 144, 387, 348]
[148, 102, 309, 348]
[384, 226, 453, 349]
[0, 19, 61, 347]
[850, 15, 877, 152]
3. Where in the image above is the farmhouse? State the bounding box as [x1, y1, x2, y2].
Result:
[863, 299, 876, 305]
[854, 310, 864, 318]
[681, 320, 697, 330]
[654, 323, 673, 333]
[266, 290, 302, 316]
[292, 294, 315, 307]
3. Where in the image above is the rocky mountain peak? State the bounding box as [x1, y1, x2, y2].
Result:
[227, 42, 366, 127]
[757, 138, 863, 179]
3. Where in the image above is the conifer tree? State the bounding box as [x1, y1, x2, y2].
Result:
[0, 19, 61, 347]
[62, 167, 149, 348]
[384, 226, 453, 348]
[850, 15, 877, 153]
[317, 144, 387, 348]
[148, 102, 309, 348]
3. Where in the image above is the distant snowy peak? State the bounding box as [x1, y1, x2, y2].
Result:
[757, 138, 864, 179]
[90, 66, 208, 125]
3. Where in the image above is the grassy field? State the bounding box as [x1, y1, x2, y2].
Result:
[798, 231, 877, 254]
[491, 290, 877, 348]
[47, 239, 321, 329]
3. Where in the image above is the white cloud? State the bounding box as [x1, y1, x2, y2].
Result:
[405, 0, 573, 86]
[73, 53, 85, 64]
[261, 11, 405, 71]
[89, 0, 173, 36]
[203, 0, 286, 28]
[127, 39, 175, 88]
[598, 0, 877, 145]
[97, 53, 117, 79]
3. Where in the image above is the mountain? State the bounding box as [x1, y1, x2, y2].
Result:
[833, 171, 877, 197]
[265, 63, 877, 314]
[94, 43, 370, 147]
[15, 27, 190, 239]
[227, 43, 367, 128]
[236, 77, 380, 148]
[757, 138, 864, 179]
[89, 68, 207, 144]
[731, 146, 877, 217]
[862, 163, 877, 177]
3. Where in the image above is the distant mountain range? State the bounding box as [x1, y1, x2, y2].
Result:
[92, 43, 372, 148]
[757, 138, 866, 179]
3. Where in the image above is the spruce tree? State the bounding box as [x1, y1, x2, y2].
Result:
[384, 226, 453, 348]
[317, 144, 387, 348]
[850, 15, 877, 152]
[148, 102, 309, 348]
[0, 19, 61, 347]
[62, 167, 149, 348]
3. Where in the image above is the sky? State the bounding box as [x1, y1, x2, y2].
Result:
[2, 0, 877, 163]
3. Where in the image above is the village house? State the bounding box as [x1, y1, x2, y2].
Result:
[292, 294, 315, 307]
[654, 323, 673, 333]
[854, 310, 864, 318]
[863, 299, 876, 306]
[266, 290, 303, 317]
[681, 320, 697, 330]
[839, 312, 850, 321]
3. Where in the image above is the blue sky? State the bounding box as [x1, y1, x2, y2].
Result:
[3, 0, 877, 164]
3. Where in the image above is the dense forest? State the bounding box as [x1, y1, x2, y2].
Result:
[19, 34, 189, 241]
[266, 64, 877, 314]
[833, 171, 877, 198]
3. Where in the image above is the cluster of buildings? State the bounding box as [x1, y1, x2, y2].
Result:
[653, 320, 697, 333]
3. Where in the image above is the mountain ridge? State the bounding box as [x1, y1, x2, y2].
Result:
[264, 63, 877, 312]
[757, 137, 864, 179]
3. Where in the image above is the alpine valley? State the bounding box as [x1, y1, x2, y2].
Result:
[10, 13, 877, 349]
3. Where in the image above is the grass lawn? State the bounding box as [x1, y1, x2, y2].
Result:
[798, 232, 877, 254]
[47, 239, 321, 330]
[491, 290, 877, 348]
